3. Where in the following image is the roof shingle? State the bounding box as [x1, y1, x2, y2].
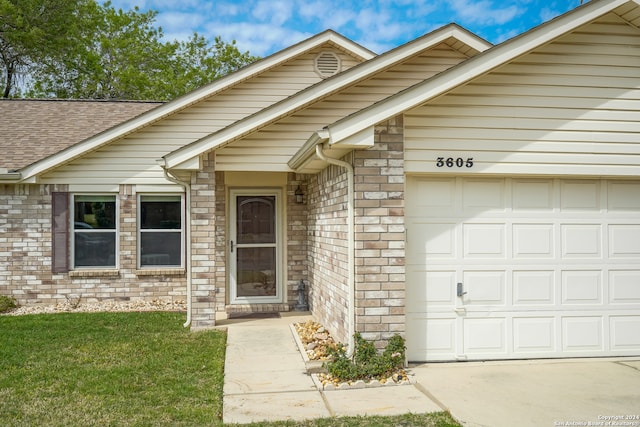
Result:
[0, 99, 163, 171]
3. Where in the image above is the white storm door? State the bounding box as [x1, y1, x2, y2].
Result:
[229, 190, 282, 304]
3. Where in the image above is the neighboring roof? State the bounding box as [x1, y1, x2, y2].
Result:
[0, 99, 162, 172]
[319, 0, 640, 147]
[8, 30, 374, 182]
[162, 24, 492, 169]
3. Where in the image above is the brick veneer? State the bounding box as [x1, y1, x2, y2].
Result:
[0, 184, 186, 306]
[307, 116, 406, 347]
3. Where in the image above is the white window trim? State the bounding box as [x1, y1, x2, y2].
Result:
[71, 193, 119, 270]
[137, 193, 185, 269]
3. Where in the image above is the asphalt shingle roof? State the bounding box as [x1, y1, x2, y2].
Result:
[0, 99, 163, 171]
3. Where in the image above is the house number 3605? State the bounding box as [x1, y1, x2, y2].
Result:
[436, 157, 474, 168]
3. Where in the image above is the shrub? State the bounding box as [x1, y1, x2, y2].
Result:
[326, 332, 406, 382]
[0, 295, 18, 313]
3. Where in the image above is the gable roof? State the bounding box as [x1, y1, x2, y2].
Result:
[0, 99, 161, 172]
[162, 24, 492, 169]
[316, 0, 640, 149]
[6, 30, 374, 183]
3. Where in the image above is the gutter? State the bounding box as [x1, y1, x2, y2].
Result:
[158, 160, 192, 328]
[0, 172, 21, 181]
[313, 142, 356, 357]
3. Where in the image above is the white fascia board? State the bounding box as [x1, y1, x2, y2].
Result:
[16, 31, 373, 182]
[166, 24, 490, 169]
[326, 0, 632, 145]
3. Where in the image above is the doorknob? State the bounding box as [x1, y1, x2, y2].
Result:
[457, 282, 467, 297]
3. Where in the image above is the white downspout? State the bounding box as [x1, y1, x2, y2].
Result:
[160, 161, 192, 328]
[314, 143, 356, 357]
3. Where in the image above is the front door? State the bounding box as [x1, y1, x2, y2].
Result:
[229, 189, 282, 304]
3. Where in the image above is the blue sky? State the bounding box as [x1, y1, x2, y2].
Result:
[107, 0, 588, 56]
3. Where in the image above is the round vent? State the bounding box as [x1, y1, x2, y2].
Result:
[314, 51, 341, 78]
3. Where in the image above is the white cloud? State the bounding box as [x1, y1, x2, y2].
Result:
[449, 0, 522, 25]
[252, 0, 295, 25]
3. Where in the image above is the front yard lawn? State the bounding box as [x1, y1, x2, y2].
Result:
[0, 312, 459, 427]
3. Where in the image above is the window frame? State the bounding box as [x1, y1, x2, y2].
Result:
[71, 194, 119, 270]
[137, 193, 185, 269]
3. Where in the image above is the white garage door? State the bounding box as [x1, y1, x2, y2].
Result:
[406, 177, 640, 362]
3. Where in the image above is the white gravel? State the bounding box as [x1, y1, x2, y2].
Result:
[2, 299, 186, 316]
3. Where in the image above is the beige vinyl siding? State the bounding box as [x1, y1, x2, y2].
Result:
[404, 14, 640, 177]
[41, 46, 362, 185]
[216, 43, 470, 171]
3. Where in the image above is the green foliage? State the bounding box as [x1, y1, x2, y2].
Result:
[2, 0, 259, 100]
[0, 295, 17, 313]
[0, 0, 84, 97]
[0, 312, 226, 425]
[326, 332, 406, 382]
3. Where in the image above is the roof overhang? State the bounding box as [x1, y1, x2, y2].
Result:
[0, 170, 21, 182]
[288, 126, 375, 173]
[163, 24, 492, 171]
[324, 0, 640, 146]
[14, 31, 374, 182]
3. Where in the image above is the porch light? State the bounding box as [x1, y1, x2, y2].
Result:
[295, 186, 304, 204]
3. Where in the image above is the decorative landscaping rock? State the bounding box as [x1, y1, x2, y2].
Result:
[291, 320, 415, 391]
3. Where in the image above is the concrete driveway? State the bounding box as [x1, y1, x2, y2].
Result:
[411, 358, 640, 427]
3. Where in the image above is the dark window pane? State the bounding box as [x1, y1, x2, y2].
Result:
[236, 196, 275, 244]
[74, 196, 116, 229]
[74, 232, 116, 267]
[140, 232, 182, 266]
[236, 247, 276, 297]
[141, 197, 181, 229]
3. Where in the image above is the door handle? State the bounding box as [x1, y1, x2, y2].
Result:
[457, 282, 467, 297]
[230, 240, 234, 253]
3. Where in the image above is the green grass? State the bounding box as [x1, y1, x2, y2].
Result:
[0, 312, 460, 427]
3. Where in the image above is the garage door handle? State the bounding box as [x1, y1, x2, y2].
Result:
[457, 282, 467, 297]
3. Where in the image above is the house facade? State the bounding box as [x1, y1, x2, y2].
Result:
[1, 0, 639, 362]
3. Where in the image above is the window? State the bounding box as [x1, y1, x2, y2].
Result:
[73, 195, 117, 268]
[139, 195, 183, 268]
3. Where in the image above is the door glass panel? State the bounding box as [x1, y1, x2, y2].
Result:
[236, 247, 276, 297]
[237, 196, 275, 244]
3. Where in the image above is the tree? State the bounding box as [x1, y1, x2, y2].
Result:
[3, 1, 259, 100]
[0, 0, 82, 97]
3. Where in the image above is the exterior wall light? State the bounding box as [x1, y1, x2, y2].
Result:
[295, 186, 304, 204]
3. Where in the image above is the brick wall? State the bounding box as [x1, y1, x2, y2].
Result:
[354, 116, 406, 347]
[0, 184, 186, 306]
[305, 116, 406, 348]
[189, 152, 218, 329]
[307, 163, 351, 344]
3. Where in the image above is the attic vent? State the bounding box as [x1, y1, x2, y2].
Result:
[314, 51, 341, 78]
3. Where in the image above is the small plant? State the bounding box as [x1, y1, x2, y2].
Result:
[325, 332, 406, 382]
[0, 295, 18, 313]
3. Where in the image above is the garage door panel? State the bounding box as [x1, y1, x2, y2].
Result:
[608, 182, 640, 210]
[463, 224, 505, 258]
[562, 316, 604, 351]
[463, 271, 506, 305]
[561, 224, 602, 258]
[406, 270, 456, 310]
[609, 225, 640, 257]
[560, 180, 601, 211]
[561, 270, 603, 305]
[513, 224, 554, 258]
[513, 317, 556, 353]
[406, 314, 457, 361]
[610, 316, 640, 349]
[462, 179, 505, 212]
[406, 176, 640, 361]
[512, 179, 553, 210]
[513, 271, 555, 305]
[464, 318, 507, 355]
[408, 222, 456, 258]
[609, 270, 640, 303]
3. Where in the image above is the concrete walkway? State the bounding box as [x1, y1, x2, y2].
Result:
[220, 313, 640, 426]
